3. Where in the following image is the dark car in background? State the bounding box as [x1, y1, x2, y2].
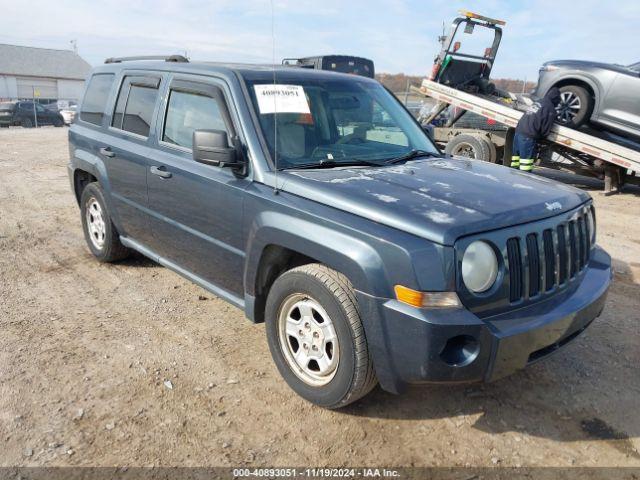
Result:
[533, 60, 640, 139]
[0, 101, 65, 128]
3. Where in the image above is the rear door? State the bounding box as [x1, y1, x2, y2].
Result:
[100, 72, 164, 245]
[145, 75, 251, 298]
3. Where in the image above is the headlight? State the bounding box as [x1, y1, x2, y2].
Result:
[587, 208, 596, 245]
[462, 241, 498, 293]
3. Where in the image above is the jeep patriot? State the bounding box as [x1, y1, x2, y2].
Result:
[68, 56, 611, 408]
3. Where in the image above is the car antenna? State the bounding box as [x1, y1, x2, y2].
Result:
[270, 0, 279, 194]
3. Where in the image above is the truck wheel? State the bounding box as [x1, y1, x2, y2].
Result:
[445, 133, 491, 161]
[265, 264, 377, 408]
[472, 133, 497, 163]
[80, 182, 130, 262]
[22, 117, 33, 128]
[556, 85, 593, 128]
[53, 118, 64, 127]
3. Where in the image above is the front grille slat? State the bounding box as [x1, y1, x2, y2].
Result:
[584, 211, 592, 260]
[578, 216, 586, 269]
[543, 229, 555, 291]
[557, 224, 568, 284]
[569, 221, 578, 278]
[507, 238, 523, 302]
[526, 233, 540, 297]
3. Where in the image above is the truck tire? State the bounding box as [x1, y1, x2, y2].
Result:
[265, 263, 377, 409]
[22, 117, 33, 128]
[445, 133, 491, 161]
[556, 85, 593, 128]
[472, 133, 497, 163]
[80, 182, 130, 262]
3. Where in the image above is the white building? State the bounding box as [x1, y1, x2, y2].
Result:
[0, 44, 91, 104]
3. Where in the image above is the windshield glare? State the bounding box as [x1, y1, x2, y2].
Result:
[245, 76, 438, 169]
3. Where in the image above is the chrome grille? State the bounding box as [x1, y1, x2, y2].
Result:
[506, 209, 593, 302]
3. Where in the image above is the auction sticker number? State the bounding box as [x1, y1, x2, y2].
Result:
[254, 84, 310, 114]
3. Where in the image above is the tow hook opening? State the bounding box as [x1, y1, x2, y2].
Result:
[440, 335, 480, 367]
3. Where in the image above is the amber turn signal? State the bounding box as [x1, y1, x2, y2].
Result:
[394, 285, 462, 309]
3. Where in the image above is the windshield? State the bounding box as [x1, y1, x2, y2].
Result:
[244, 74, 438, 169]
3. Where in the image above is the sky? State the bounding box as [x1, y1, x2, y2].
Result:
[0, 0, 638, 81]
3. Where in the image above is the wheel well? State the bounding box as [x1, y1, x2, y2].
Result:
[253, 245, 317, 323]
[73, 170, 97, 204]
[553, 78, 595, 99]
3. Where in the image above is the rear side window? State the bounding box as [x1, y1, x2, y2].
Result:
[80, 74, 115, 125]
[112, 76, 160, 137]
[163, 90, 227, 148]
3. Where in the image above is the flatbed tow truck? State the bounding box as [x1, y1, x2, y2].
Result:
[410, 11, 640, 194]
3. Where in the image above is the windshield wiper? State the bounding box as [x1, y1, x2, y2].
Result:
[284, 158, 385, 170]
[383, 149, 439, 165]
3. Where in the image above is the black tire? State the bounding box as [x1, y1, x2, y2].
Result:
[444, 133, 491, 161]
[265, 264, 377, 409]
[472, 133, 497, 163]
[21, 117, 33, 128]
[80, 182, 130, 262]
[556, 85, 593, 128]
[53, 117, 64, 127]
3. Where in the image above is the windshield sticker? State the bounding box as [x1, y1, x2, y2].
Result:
[254, 84, 310, 114]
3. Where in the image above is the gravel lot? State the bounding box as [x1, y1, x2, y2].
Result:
[1, 127, 639, 468]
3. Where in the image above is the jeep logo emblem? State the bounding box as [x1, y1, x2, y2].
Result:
[545, 201, 562, 211]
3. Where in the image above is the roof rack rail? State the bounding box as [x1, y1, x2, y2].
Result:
[104, 55, 189, 64]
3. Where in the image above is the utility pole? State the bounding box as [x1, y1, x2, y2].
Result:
[70, 39, 78, 54]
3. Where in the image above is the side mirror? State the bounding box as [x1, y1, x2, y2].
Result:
[192, 129, 243, 168]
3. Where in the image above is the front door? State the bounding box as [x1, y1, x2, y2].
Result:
[145, 76, 250, 298]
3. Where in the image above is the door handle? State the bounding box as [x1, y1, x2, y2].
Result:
[100, 147, 115, 158]
[150, 165, 172, 179]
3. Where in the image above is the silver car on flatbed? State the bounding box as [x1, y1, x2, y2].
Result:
[534, 60, 640, 140]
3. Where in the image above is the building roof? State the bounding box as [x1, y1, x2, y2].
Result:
[0, 44, 91, 80]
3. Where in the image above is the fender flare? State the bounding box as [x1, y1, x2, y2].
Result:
[71, 148, 124, 232]
[244, 210, 389, 299]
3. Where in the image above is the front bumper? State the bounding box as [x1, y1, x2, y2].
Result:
[356, 246, 611, 394]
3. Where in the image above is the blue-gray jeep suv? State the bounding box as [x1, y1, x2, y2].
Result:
[68, 57, 611, 408]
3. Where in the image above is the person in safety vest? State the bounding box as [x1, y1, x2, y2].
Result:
[511, 87, 561, 172]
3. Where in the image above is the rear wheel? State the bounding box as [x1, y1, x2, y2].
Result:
[265, 264, 377, 408]
[556, 85, 593, 128]
[445, 133, 491, 161]
[53, 117, 64, 127]
[80, 182, 130, 262]
[21, 117, 33, 128]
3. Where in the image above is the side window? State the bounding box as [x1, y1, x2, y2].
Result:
[162, 89, 228, 149]
[80, 74, 115, 126]
[111, 76, 160, 137]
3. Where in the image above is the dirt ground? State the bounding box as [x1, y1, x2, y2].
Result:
[1, 127, 639, 468]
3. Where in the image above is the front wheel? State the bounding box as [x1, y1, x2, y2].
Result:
[556, 85, 593, 128]
[21, 117, 33, 128]
[265, 264, 377, 408]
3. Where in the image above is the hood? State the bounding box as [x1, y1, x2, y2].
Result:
[280, 157, 590, 245]
[544, 59, 633, 75]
